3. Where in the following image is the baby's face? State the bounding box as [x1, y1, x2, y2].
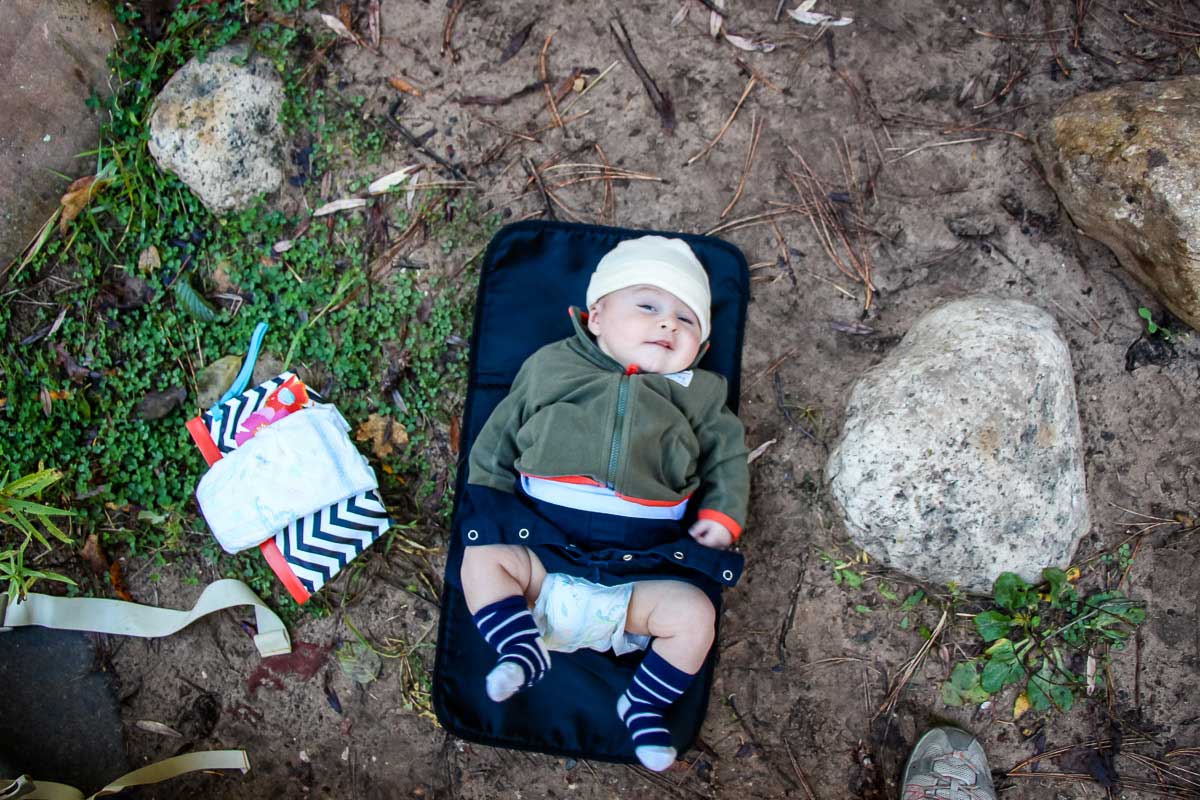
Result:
[587, 285, 703, 374]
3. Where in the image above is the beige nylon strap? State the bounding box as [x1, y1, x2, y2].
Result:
[0, 579, 290, 658]
[1, 750, 250, 800]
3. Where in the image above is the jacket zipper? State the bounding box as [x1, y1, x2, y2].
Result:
[605, 374, 630, 488]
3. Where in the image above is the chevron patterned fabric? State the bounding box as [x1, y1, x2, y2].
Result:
[199, 373, 392, 596]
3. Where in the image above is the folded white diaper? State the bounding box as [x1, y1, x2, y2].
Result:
[196, 404, 379, 553]
[532, 573, 651, 655]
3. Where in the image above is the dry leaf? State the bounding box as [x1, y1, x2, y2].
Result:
[137, 245, 161, 275]
[59, 175, 109, 233]
[273, 239, 294, 253]
[449, 415, 461, 455]
[708, 0, 725, 37]
[110, 561, 133, 602]
[671, 1, 690, 27]
[1013, 692, 1032, 719]
[319, 13, 355, 39]
[367, 166, 420, 195]
[210, 260, 238, 294]
[39, 386, 52, 417]
[81, 533, 110, 575]
[336, 2, 353, 31]
[788, 1, 854, 26]
[387, 75, 424, 97]
[355, 413, 410, 459]
[1086, 650, 1097, 696]
[135, 720, 183, 738]
[134, 386, 186, 420]
[723, 32, 777, 52]
[747, 438, 777, 465]
[313, 198, 368, 216]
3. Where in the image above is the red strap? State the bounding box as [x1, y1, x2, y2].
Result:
[186, 416, 223, 466]
[261, 538, 311, 604]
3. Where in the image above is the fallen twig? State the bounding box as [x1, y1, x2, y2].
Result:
[720, 111, 764, 219]
[539, 32, 565, 129]
[885, 136, 990, 163]
[786, 146, 877, 309]
[609, 14, 675, 134]
[457, 80, 548, 107]
[441, 0, 469, 61]
[387, 99, 468, 181]
[594, 144, 616, 224]
[687, 76, 756, 166]
[875, 608, 948, 717]
[522, 157, 556, 220]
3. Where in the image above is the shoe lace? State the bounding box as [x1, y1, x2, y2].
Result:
[904, 752, 991, 800]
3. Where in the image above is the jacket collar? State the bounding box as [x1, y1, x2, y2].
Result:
[566, 306, 709, 373]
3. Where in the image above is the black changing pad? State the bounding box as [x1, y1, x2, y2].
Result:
[433, 220, 749, 763]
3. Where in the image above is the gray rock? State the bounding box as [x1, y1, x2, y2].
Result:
[0, 0, 119, 262]
[148, 43, 284, 213]
[1035, 76, 1200, 331]
[826, 297, 1090, 594]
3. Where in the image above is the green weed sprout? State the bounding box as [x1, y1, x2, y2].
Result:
[941, 569, 1145, 713]
[1138, 307, 1174, 341]
[0, 468, 77, 605]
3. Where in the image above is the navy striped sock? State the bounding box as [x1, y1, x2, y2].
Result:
[472, 595, 551, 702]
[617, 648, 696, 771]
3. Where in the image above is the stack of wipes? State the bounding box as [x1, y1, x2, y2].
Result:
[196, 405, 378, 553]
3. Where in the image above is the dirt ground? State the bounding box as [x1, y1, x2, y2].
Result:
[110, 1, 1200, 797]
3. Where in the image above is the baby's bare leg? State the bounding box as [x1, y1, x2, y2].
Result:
[460, 544, 548, 613]
[619, 580, 715, 771]
[461, 544, 551, 702]
[624, 580, 716, 673]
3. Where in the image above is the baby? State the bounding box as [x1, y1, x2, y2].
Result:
[459, 235, 749, 771]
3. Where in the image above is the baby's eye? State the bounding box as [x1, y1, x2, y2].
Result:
[677, 316, 695, 325]
[638, 304, 656, 312]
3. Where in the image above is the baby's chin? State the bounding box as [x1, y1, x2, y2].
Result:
[635, 348, 693, 375]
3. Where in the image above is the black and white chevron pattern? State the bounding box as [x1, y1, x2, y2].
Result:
[276, 490, 391, 594]
[201, 372, 326, 454]
[202, 373, 389, 598]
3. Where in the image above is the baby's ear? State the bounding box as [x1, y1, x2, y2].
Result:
[586, 302, 602, 334]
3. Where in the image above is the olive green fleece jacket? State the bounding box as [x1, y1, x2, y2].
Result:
[467, 307, 750, 536]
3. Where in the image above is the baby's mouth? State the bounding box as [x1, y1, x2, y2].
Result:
[647, 340, 673, 350]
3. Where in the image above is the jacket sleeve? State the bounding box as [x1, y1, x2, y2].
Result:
[466, 358, 538, 494]
[693, 377, 750, 539]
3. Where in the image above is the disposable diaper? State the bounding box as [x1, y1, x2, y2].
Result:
[197, 404, 378, 553]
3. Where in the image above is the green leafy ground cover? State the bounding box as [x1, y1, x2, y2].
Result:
[823, 544, 1147, 721]
[0, 0, 498, 613]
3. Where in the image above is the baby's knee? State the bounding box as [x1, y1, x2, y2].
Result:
[667, 586, 717, 645]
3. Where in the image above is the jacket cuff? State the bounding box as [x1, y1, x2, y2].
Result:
[697, 508, 742, 541]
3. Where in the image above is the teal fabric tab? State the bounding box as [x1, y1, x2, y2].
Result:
[210, 322, 269, 422]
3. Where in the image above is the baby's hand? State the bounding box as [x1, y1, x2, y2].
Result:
[688, 519, 734, 550]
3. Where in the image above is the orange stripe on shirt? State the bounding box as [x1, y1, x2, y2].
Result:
[520, 472, 604, 487]
[698, 508, 742, 540]
[521, 473, 692, 507]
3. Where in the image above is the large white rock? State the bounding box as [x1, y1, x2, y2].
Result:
[148, 43, 284, 213]
[826, 297, 1090, 594]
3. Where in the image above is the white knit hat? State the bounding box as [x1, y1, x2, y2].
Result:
[586, 236, 712, 341]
